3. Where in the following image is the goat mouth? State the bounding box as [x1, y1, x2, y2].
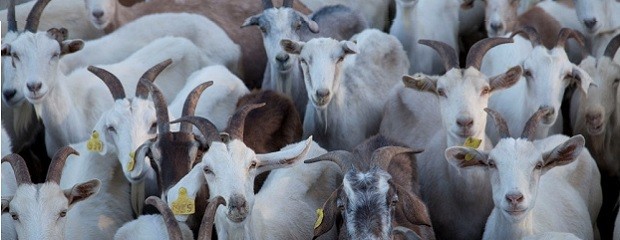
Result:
[227, 213, 248, 223]
[312, 98, 330, 108]
[26, 92, 46, 103]
[504, 208, 526, 216]
[587, 124, 605, 135]
[3, 95, 25, 107]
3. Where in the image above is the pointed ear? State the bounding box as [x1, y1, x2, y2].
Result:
[489, 65, 522, 92]
[393, 183, 432, 227]
[281, 39, 304, 54]
[241, 14, 261, 28]
[256, 137, 313, 174]
[541, 135, 584, 173]
[403, 74, 438, 94]
[64, 179, 101, 207]
[341, 41, 358, 54]
[2, 197, 11, 213]
[569, 66, 595, 96]
[445, 146, 488, 169]
[61, 40, 84, 55]
[1, 44, 10, 56]
[313, 187, 341, 238]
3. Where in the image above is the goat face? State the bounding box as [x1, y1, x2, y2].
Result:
[446, 136, 584, 221]
[281, 38, 357, 109]
[576, 57, 620, 135]
[1, 32, 24, 107]
[573, 0, 609, 34]
[483, 0, 520, 37]
[83, 0, 116, 30]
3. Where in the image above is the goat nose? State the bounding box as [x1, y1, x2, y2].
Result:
[275, 53, 289, 63]
[456, 117, 474, 128]
[583, 18, 597, 29]
[229, 198, 247, 210]
[505, 193, 524, 204]
[3, 89, 16, 100]
[27, 82, 42, 93]
[490, 22, 503, 32]
[92, 10, 104, 18]
[316, 89, 330, 98]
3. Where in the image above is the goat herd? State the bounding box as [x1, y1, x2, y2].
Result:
[0, 0, 619, 239]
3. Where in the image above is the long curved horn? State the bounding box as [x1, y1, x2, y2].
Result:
[171, 116, 220, 147]
[604, 34, 620, 59]
[135, 59, 172, 99]
[521, 107, 552, 141]
[484, 108, 510, 139]
[511, 26, 541, 47]
[1, 154, 32, 185]
[225, 103, 266, 141]
[144, 196, 183, 240]
[282, 0, 293, 8]
[7, 0, 17, 32]
[140, 79, 170, 134]
[555, 28, 585, 49]
[197, 196, 226, 240]
[180, 81, 214, 132]
[88, 66, 126, 100]
[304, 150, 353, 172]
[24, 0, 52, 32]
[372, 146, 422, 170]
[262, 0, 274, 9]
[418, 39, 459, 71]
[46, 146, 79, 183]
[466, 37, 514, 70]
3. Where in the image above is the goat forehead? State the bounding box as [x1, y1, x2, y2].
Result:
[11, 183, 67, 213]
[490, 139, 541, 167]
[263, 8, 298, 26]
[302, 39, 342, 58]
[205, 140, 254, 169]
[12, 32, 59, 55]
[343, 171, 390, 202]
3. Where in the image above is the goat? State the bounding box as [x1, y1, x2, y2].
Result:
[281, 29, 409, 150]
[306, 135, 435, 240]
[1, 148, 102, 239]
[1, 123, 17, 240]
[573, 0, 620, 63]
[446, 108, 601, 239]
[242, 0, 367, 118]
[82, 0, 311, 90]
[299, 0, 390, 30]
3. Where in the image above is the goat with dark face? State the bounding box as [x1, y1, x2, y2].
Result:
[306, 135, 434, 240]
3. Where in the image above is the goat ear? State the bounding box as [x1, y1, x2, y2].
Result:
[280, 39, 304, 54]
[64, 179, 101, 207]
[341, 41, 358, 54]
[489, 65, 522, 92]
[61, 40, 84, 55]
[2, 197, 11, 213]
[1, 44, 10, 56]
[241, 14, 261, 28]
[403, 74, 438, 94]
[541, 135, 584, 173]
[256, 137, 313, 174]
[394, 183, 432, 227]
[299, 12, 319, 33]
[568, 66, 595, 96]
[91, 121, 110, 155]
[314, 187, 341, 238]
[445, 146, 488, 169]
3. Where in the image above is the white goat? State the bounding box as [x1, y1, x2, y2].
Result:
[573, 0, 620, 61]
[445, 109, 601, 240]
[390, 0, 462, 75]
[386, 38, 522, 240]
[281, 29, 409, 151]
[114, 197, 194, 240]
[3, 35, 207, 157]
[1, 123, 17, 240]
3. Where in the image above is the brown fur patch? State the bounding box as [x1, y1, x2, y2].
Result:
[517, 6, 563, 49]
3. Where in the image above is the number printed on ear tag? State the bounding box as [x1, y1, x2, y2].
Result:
[314, 208, 324, 229]
[87, 131, 103, 152]
[463, 137, 482, 161]
[171, 187, 195, 215]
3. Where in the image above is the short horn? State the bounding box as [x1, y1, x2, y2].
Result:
[7, 0, 17, 32]
[555, 28, 585, 49]
[225, 103, 266, 141]
[1, 154, 32, 185]
[521, 107, 553, 141]
[262, 0, 273, 9]
[372, 146, 422, 170]
[180, 81, 214, 132]
[304, 150, 353, 172]
[145, 196, 183, 240]
[604, 34, 620, 59]
[418, 39, 459, 71]
[198, 196, 226, 240]
[135, 59, 172, 99]
[25, 0, 52, 32]
[46, 146, 79, 183]
[171, 116, 220, 147]
[282, 0, 293, 7]
[88, 66, 126, 100]
[141, 79, 170, 134]
[466, 37, 514, 70]
[484, 108, 510, 139]
[510, 26, 541, 47]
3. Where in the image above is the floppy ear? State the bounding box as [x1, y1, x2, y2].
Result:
[313, 187, 341, 238]
[60, 40, 84, 55]
[393, 183, 432, 227]
[489, 65, 522, 92]
[241, 14, 261, 28]
[569, 66, 595, 95]
[2, 197, 11, 213]
[1, 44, 10, 56]
[64, 179, 101, 207]
[403, 74, 439, 95]
[541, 135, 585, 174]
[445, 146, 488, 169]
[298, 12, 319, 33]
[256, 137, 313, 174]
[281, 39, 304, 54]
[341, 41, 358, 54]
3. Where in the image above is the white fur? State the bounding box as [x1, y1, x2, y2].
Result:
[573, 0, 620, 36]
[615, 208, 620, 240]
[300, 0, 390, 30]
[114, 214, 193, 240]
[1, 122, 17, 240]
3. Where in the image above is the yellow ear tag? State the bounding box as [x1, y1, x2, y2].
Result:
[463, 137, 482, 161]
[86, 131, 103, 152]
[171, 187, 195, 215]
[314, 208, 324, 229]
[127, 152, 135, 171]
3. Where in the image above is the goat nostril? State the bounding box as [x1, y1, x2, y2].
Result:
[316, 89, 330, 98]
[275, 53, 289, 63]
[457, 118, 474, 128]
[3, 90, 17, 100]
[583, 18, 597, 29]
[92, 10, 104, 18]
[505, 193, 524, 204]
[490, 22, 503, 31]
[27, 83, 42, 92]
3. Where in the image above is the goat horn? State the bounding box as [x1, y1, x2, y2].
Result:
[145, 196, 183, 240]
[171, 116, 220, 147]
[1, 154, 32, 185]
[7, 0, 17, 32]
[604, 34, 620, 59]
[466, 37, 514, 70]
[225, 103, 265, 141]
[88, 66, 126, 100]
[511, 26, 541, 47]
[555, 28, 585, 49]
[262, 0, 274, 9]
[180, 81, 214, 132]
[418, 39, 459, 71]
[392, 226, 423, 240]
[24, 0, 52, 32]
[521, 107, 552, 141]
[198, 196, 227, 240]
[484, 108, 510, 139]
[141, 79, 170, 134]
[135, 59, 172, 99]
[304, 150, 353, 172]
[372, 146, 422, 170]
[282, 0, 293, 7]
[46, 146, 79, 183]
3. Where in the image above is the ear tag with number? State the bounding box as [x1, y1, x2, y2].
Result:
[87, 131, 103, 152]
[171, 187, 195, 215]
[314, 208, 324, 229]
[463, 137, 482, 161]
[127, 152, 135, 171]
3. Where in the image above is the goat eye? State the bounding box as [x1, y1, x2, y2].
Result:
[614, 79, 619, 86]
[249, 161, 257, 169]
[337, 56, 345, 63]
[300, 58, 307, 65]
[391, 195, 399, 205]
[11, 53, 19, 61]
[259, 26, 267, 33]
[437, 88, 446, 97]
[149, 122, 157, 133]
[481, 86, 491, 96]
[60, 210, 67, 217]
[203, 166, 213, 174]
[535, 162, 543, 170]
[10, 213, 18, 220]
[107, 126, 116, 133]
[295, 21, 302, 30]
[524, 70, 532, 78]
[488, 160, 496, 168]
[52, 52, 60, 59]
